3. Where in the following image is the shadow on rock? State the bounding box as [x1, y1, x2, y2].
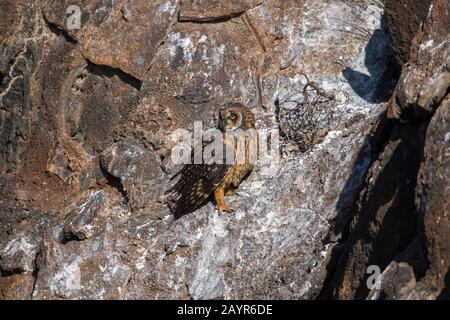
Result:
[319, 110, 431, 299]
[342, 15, 399, 104]
[437, 268, 450, 300]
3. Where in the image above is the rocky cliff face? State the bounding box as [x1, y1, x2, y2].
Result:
[0, 0, 448, 300]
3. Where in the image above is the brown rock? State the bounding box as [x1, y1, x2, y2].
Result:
[385, 0, 433, 65]
[143, 16, 262, 127]
[324, 118, 429, 299]
[414, 96, 450, 298]
[1, 0, 448, 301]
[0, 0, 19, 43]
[32, 226, 133, 299]
[1, 235, 39, 274]
[60, 190, 116, 243]
[179, 0, 262, 21]
[100, 139, 165, 211]
[0, 1, 45, 170]
[43, 0, 179, 80]
[388, 0, 450, 120]
[0, 274, 35, 300]
[326, 0, 450, 300]
[67, 62, 141, 154]
[367, 261, 417, 300]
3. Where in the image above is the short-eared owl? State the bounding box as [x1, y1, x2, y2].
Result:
[167, 103, 255, 216]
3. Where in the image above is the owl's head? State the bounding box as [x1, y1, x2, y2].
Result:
[218, 103, 255, 131]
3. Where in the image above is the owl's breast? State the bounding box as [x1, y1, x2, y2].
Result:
[223, 163, 253, 189]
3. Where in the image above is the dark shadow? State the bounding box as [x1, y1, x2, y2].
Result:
[172, 196, 212, 220]
[318, 110, 431, 299]
[342, 15, 400, 103]
[318, 111, 394, 299]
[86, 61, 142, 91]
[352, 120, 428, 298]
[59, 226, 87, 244]
[178, 12, 244, 24]
[316, 11, 434, 300]
[170, 166, 252, 220]
[43, 15, 78, 45]
[438, 267, 450, 300]
[99, 159, 129, 205]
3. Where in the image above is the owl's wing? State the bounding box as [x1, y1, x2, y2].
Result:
[166, 163, 232, 215]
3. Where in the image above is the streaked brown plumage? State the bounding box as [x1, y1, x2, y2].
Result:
[167, 103, 255, 216]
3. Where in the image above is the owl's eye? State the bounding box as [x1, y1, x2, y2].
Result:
[228, 114, 237, 120]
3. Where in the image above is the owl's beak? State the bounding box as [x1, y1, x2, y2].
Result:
[218, 109, 227, 130]
[220, 109, 228, 119]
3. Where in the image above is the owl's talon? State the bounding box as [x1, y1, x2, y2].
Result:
[218, 204, 234, 214]
[168, 104, 254, 216]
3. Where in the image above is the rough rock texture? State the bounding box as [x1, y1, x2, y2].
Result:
[388, 0, 449, 120]
[179, 0, 262, 21]
[0, 0, 448, 300]
[43, 0, 179, 81]
[323, 0, 449, 300]
[385, 0, 433, 64]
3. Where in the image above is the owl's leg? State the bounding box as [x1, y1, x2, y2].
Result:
[214, 186, 233, 213]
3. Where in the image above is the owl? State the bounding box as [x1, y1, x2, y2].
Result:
[166, 103, 256, 217]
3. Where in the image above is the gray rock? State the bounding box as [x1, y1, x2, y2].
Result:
[100, 139, 165, 212]
[0, 0, 447, 300]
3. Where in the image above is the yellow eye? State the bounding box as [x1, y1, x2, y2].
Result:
[228, 114, 237, 120]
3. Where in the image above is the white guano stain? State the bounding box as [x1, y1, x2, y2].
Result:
[50, 261, 82, 295]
